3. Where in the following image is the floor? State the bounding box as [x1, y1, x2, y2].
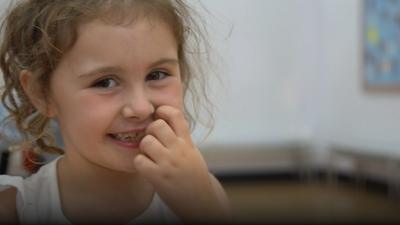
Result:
[221, 179, 400, 224]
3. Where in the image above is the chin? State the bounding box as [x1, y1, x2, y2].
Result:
[112, 161, 139, 174]
[96, 156, 138, 174]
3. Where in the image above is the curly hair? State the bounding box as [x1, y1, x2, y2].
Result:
[0, 0, 214, 154]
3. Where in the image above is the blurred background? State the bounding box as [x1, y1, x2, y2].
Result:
[1, 0, 400, 224]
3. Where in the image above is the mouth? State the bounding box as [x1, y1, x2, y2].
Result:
[108, 131, 146, 144]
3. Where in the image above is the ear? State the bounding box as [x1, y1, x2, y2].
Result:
[19, 70, 56, 117]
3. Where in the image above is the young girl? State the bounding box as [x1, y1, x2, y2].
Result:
[0, 0, 230, 224]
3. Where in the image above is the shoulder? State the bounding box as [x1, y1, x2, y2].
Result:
[0, 175, 25, 224]
[0, 187, 19, 224]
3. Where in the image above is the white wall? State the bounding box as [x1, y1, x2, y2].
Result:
[317, 0, 400, 157]
[197, 0, 321, 145]
[199, 0, 400, 166]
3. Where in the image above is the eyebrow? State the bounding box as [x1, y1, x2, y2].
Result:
[148, 58, 179, 69]
[78, 58, 179, 79]
[78, 66, 124, 79]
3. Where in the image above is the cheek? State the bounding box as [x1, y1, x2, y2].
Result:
[55, 94, 116, 134]
[76, 96, 118, 129]
[153, 83, 183, 109]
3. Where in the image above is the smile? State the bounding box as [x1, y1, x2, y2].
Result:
[109, 132, 145, 143]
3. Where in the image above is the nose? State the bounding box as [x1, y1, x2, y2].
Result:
[121, 88, 155, 120]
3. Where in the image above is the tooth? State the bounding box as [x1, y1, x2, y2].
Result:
[115, 133, 140, 142]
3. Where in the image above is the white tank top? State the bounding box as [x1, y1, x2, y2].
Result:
[0, 157, 179, 225]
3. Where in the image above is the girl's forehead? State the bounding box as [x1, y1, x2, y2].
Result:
[49, 1, 182, 62]
[54, 18, 179, 76]
[74, 17, 178, 49]
[75, 12, 178, 44]
[80, 3, 176, 29]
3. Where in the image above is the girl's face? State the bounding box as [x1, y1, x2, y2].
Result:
[48, 18, 183, 173]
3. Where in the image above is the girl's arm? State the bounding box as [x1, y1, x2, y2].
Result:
[0, 187, 19, 224]
[134, 105, 231, 223]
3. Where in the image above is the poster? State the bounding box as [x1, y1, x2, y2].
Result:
[363, 0, 400, 90]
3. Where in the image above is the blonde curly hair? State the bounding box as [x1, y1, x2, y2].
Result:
[0, 0, 214, 154]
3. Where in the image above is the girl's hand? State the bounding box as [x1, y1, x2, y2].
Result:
[134, 105, 230, 223]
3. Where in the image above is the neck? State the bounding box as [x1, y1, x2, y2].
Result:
[56, 152, 155, 225]
[57, 152, 152, 196]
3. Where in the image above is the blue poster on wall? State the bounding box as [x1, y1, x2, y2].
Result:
[364, 0, 400, 89]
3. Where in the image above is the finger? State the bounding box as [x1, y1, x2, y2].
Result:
[155, 105, 190, 139]
[133, 154, 159, 179]
[139, 134, 169, 163]
[146, 119, 177, 148]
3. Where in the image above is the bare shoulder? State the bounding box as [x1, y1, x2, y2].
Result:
[0, 187, 19, 224]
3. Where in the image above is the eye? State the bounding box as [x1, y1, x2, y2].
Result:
[91, 77, 118, 88]
[146, 71, 170, 81]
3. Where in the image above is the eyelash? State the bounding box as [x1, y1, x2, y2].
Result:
[146, 70, 171, 81]
[91, 77, 118, 89]
[90, 71, 171, 89]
